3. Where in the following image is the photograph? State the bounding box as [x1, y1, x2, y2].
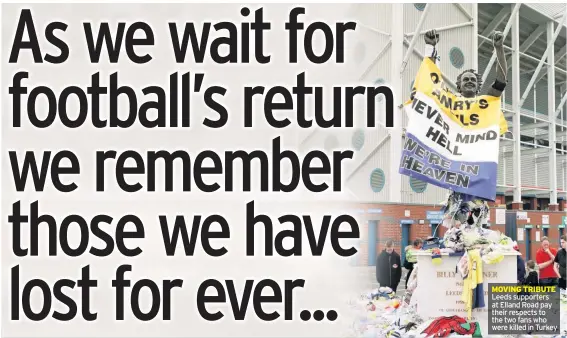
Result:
[1, 2, 566, 338]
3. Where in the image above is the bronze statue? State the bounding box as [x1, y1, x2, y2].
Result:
[422, 29, 508, 232]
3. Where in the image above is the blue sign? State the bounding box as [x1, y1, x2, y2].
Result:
[367, 209, 383, 214]
[400, 219, 414, 225]
[426, 211, 444, 221]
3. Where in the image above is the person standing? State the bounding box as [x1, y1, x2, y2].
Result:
[514, 244, 526, 285]
[536, 237, 559, 286]
[525, 260, 539, 286]
[404, 238, 423, 289]
[376, 240, 402, 293]
[554, 235, 566, 290]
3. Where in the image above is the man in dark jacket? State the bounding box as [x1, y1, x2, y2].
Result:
[554, 235, 566, 290]
[376, 240, 402, 293]
[515, 245, 526, 285]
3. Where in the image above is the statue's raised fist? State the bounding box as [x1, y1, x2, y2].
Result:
[424, 29, 439, 46]
[492, 31, 504, 48]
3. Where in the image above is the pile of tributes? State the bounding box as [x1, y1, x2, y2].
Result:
[346, 190, 567, 337]
[347, 286, 489, 337]
[345, 287, 424, 337]
[441, 192, 490, 230]
[434, 191, 517, 263]
[348, 273, 566, 337]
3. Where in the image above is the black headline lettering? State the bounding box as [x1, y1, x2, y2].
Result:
[159, 214, 230, 257]
[113, 265, 183, 321]
[9, 201, 145, 257]
[169, 8, 271, 64]
[196, 279, 304, 321]
[9, 150, 79, 192]
[246, 201, 359, 257]
[9, 9, 69, 64]
[286, 7, 355, 64]
[10, 71, 224, 129]
[10, 70, 395, 131]
[244, 73, 394, 128]
[7, 142, 352, 194]
[94, 137, 352, 193]
[10, 7, 356, 65]
[401, 155, 470, 188]
[82, 22, 154, 64]
[11, 265, 97, 321]
[6, 6, 361, 325]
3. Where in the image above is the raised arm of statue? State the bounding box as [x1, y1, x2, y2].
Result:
[423, 29, 439, 64]
[486, 31, 507, 98]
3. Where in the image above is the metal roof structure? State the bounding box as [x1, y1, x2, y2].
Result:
[478, 4, 566, 86]
[477, 3, 566, 202]
[526, 3, 567, 21]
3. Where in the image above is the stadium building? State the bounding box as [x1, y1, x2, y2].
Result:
[300, 3, 567, 263]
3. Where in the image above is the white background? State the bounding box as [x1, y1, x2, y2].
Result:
[1, 3, 365, 336]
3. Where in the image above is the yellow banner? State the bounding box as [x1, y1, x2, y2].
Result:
[406, 58, 508, 135]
